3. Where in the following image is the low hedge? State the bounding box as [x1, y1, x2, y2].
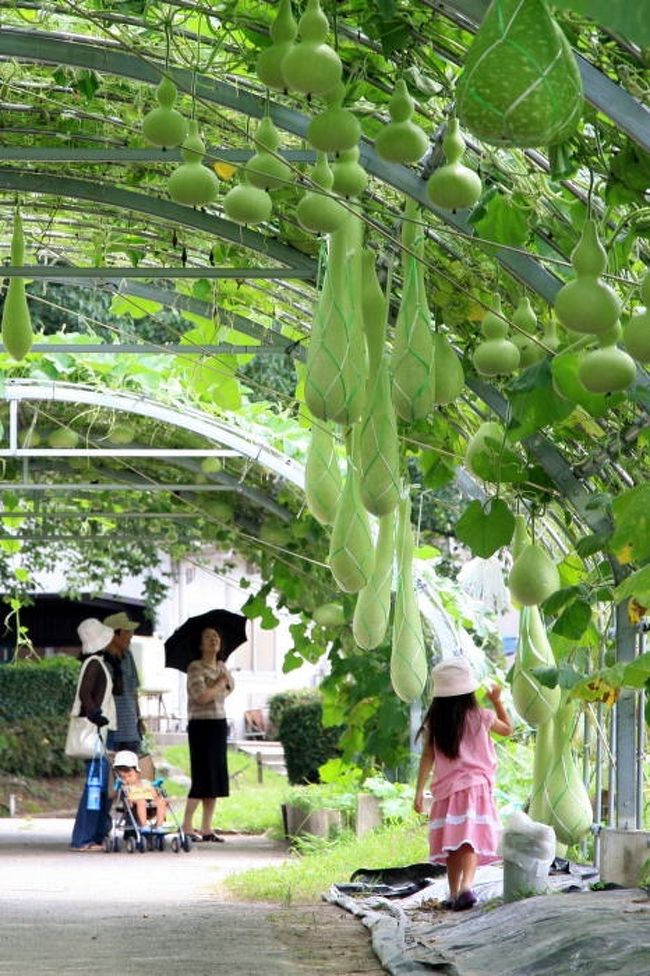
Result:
[0, 656, 83, 777]
[278, 699, 342, 785]
[268, 688, 320, 733]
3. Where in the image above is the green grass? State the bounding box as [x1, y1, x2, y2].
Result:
[224, 822, 429, 903]
[158, 744, 287, 834]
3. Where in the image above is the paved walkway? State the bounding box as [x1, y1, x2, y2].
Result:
[0, 818, 372, 976]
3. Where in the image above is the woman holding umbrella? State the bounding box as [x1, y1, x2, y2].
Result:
[181, 625, 235, 842]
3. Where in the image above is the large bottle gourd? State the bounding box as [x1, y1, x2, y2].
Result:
[623, 270, 650, 363]
[167, 120, 219, 207]
[307, 83, 361, 154]
[391, 495, 427, 702]
[305, 211, 367, 426]
[142, 76, 187, 149]
[328, 428, 374, 593]
[2, 210, 33, 361]
[554, 219, 621, 337]
[280, 0, 342, 98]
[304, 418, 342, 525]
[390, 198, 435, 422]
[256, 0, 297, 91]
[472, 296, 520, 377]
[455, 0, 583, 148]
[427, 118, 482, 212]
[533, 699, 593, 845]
[353, 511, 395, 650]
[508, 515, 560, 606]
[244, 117, 291, 191]
[359, 249, 400, 517]
[375, 80, 428, 165]
[511, 605, 560, 726]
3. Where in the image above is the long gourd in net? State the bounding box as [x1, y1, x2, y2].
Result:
[390, 494, 427, 702]
[353, 510, 395, 650]
[328, 426, 374, 593]
[304, 413, 342, 526]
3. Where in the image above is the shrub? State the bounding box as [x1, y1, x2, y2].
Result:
[268, 688, 320, 733]
[278, 700, 342, 785]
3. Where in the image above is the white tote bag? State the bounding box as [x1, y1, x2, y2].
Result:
[64, 656, 111, 759]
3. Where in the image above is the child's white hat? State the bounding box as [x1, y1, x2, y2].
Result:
[113, 750, 140, 771]
[431, 656, 479, 697]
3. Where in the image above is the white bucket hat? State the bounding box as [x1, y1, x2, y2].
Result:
[77, 617, 114, 655]
[431, 656, 479, 697]
[113, 750, 140, 771]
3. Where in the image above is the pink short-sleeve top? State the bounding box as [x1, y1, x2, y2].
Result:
[430, 707, 497, 801]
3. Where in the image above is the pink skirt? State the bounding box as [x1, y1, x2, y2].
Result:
[428, 784, 501, 866]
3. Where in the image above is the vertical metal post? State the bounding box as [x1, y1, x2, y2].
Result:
[256, 751, 263, 784]
[615, 600, 638, 828]
[636, 629, 646, 829]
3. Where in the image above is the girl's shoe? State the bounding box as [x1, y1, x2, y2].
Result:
[203, 831, 225, 843]
[453, 889, 477, 911]
[440, 897, 456, 909]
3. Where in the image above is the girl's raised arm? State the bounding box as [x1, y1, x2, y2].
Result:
[486, 684, 513, 737]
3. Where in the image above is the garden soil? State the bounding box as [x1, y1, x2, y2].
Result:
[0, 817, 384, 976]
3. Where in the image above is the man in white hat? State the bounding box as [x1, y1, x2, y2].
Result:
[102, 610, 152, 776]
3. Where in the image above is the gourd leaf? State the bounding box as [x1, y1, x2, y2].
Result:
[471, 191, 530, 248]
[506, 359, 575, 439]
[542, 584, 583, 616]
[552, 599, 592, 640]
[551, 0, 650, 47]
[614, 564, 650, 606]
[610, 485, 650, 565]
[455, 497, 514, 558]
[531, 665, 584, 690]
[622, 653, 650, 689]
[575, 530, 612, 558]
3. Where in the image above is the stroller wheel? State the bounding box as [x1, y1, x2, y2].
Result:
[170, 836, 180, 854]
[103, 837, 112, 854]
[126, 837, 136, 854]
[113, 836, 123, 853]
[146, 833, 155, 852]
[182, 835, 192, 853]
[156, 834, 166, 852]
[136, 838, 146, 853]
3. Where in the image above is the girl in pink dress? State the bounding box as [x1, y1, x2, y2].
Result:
[414, 657, 513, 910]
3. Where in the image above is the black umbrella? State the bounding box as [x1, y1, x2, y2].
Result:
[164, 609, 248, 672]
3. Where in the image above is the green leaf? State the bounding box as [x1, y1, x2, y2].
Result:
[575, 529, 613, 558]
[282, 649, 304, 673]
[614, 565, 650, 606]
[610, 485, 650, 565]
[551, 0, 650, 46]
[531, 665, 584, 689]
[542, 584, 583, 616]
[506, 359, 575, 439]
[551, 352, 623, 417]
[622, 653, 650, 689]
[110, 294, 163, 320]
[552, 600, 592, 640]
[472, 191, 530, 248]
[454, 498, 515, 558]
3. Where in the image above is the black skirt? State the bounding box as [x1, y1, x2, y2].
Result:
[187, 718, 229, 799]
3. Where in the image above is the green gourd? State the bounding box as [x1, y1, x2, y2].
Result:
[201, 498, 234, 522]
[297, 153, 346, 235]
[305, 211, 367, 425]
[511, 605, 561, 727]
[353, 510, 395, 650]
[328, 428, 374, 593]
[313, 602, 346, 627]
[465, 421, 523, 484]
[304, 419, 342, 525]
[391, 495, 427, 702]
[427, 118, 482, 212]
[142, 76, 188, 149]
[256, 0, 297, 91]
[331, 146, 368, 199]
[375, 81, 429, 165]
[543, 318, 560, 352]
[281, 0, 342, 98]
[244, 117, 291, 190]
[578, 341, 636, 394]
[361, 248, 386, 378]
[167, 120, 219, 207]
[107, 423, 135, 445]
[223, 175, 272, 226]
[456, 0, 583, 148]
[307, 83, 361, 154]
[472, 296, 521, 376]
[544, 699, 593, 845]
[48, 427, 79, 449]
[432, 333, 465, 404]
[512, 296, 543, 367]
[528, 719, 553, 825]
[509, 538, 560, 606]
[2, 210, 33, 361]
[623, 270, 650, 362]
[200, 457, 222, 474]
[391, 199, 435, 422]
[554, 220, 621, 336]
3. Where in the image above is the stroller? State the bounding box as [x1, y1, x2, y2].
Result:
[103, 749, 192, 854]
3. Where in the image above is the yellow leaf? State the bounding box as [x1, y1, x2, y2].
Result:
[214, 162, 237, 180]
[628, 598, 648, 625]
[616, 541, 634, 565]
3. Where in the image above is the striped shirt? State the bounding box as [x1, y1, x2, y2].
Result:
[113, 649, 140, 742]
[186, 659, 234, 720]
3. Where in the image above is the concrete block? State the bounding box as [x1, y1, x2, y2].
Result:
[355, 794, 383, 837]
[600, 828, 650, 887]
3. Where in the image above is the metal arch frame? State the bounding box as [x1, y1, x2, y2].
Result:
[3, 379, 305, 491]
[0, 28, 645, 306]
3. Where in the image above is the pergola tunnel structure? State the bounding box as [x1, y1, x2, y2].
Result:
[0, 0, 648, 855]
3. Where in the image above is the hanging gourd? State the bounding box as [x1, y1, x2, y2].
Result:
[472, 296, 520, 377]
[465, 421, 524, 484]
[508, 519, 560, 606]
[223, 174, 272, 226]
[48, 427, 79, 449]
[353, 510, 395, 650]
[578, 336, 636, 394]
[391, 494, 427, 702]
[426, 118, 482, 212]
[528, 719, 553, 825]
[432, 332, 465, 404]
[543, 318, 560, 352]
[256, 0, 298, 91]
[455, 0, 583, 149]
[307, 82, 361, 154]
[313, 602, 346, 627]
[281, 0, 342, 98]
[512, 295, 543, 367]
[554, 219, 621, 337]
[304, 417, 342, 525]
[543, 699, 593, 845]
[390, 199, 435, 422]
[244, 117, 291, 191]
[511, 605, 561, 727]
[2, 209, 33, 361]
[168, 120, 219, 207]
[142, 76, 188, 149]
[305, 211, 366, 425]
[374, 79, 429, 165]
[297, 153, 346, 235]
[331, 146, 368, 199]
[623, 269, 650, 363]
[328, 428, 374, 593]
[359, 250, 400, 517]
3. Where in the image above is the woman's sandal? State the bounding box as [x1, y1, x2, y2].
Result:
[203, 831, 225, 843]
[188, 831, 205, 843]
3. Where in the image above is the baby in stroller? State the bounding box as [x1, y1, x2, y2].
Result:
[113, 750, 167, 829]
